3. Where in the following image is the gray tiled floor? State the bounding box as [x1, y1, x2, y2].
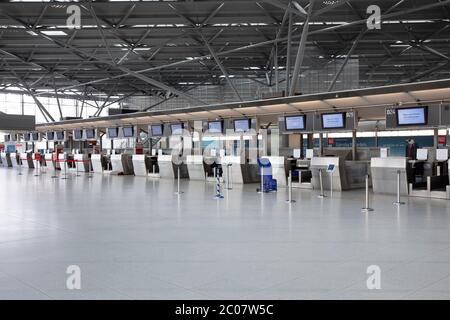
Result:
[0, 167, 450, 300]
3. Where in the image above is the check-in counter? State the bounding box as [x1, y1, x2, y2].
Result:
[186, 155, 205, 181]
[221, 156, 244, 184]
[44, 153, 54, 170]
[262, 156, 287, 187]
[203, 156, 220, 182]
[158, 155, 175, 179]
[371, 157, 408, 196]
[157, 154, 189, 179]
[21, 152, 34, 169]
[310, 157, 341, 191]
[132, 154, 147, 176]
[311, 157, 370, 191]
[148, 155, 159, 178]
[9, 153, 18, 168]
[74, 154, 90, 173]
[0, 152, 9, 167]
[110, 154, 134, 175]
[91, 154, 104, 173]
[291, 159, 313, 189]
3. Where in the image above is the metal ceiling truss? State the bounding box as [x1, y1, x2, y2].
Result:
[0, 0, 449, 122]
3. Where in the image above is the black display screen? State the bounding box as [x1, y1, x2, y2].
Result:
[32, 133, 39, 141]
[122, 127, 134, 138]
[285, 115, 306, 131]
[56, 131, 65, 140]
[208, 120, 223, 133]
[74, 129, 83, 139]
[85, 129, 95, 139]
[234, 119, 251, 132]
[47, 132, 55, 140]
[108, 128, 118, 138]
[170, 123, 184, 135]
[321, 113, 346, 129]
[151, 125, 163, 136]
[396, 106, 428, 126]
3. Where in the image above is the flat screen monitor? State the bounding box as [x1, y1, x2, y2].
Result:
[4, 135, 10, 142]
[234, 119, 251, 133]
[24, 133, 30, 141]
[322, 113, 346, 129]
[108, 128, 118, 138]
[85, 129, 95, 139]
[32, 132, 39, 141]
[151, 124, 163, 136]
[73, 129, 83, 140]
[122, 126, 134, 138]
[396, 106, 428, 126]
[285, 115, 306, 131]
[46, 132, 54, 140]
[10, 134, 17, 142]
[170, 123, 184, 135]
[56, 131, 65, 141]
[208, 120, 223, 134]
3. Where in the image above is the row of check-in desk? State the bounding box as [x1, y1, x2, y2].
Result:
[371, 155, 450, 200]
[2, 150, 449, 200]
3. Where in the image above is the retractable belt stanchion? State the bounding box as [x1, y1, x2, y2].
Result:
[361, 174, 374, 212]
[61, 158, 68, 180]
[175, 165, 183, 195]
[18, 156, 23, 176]
[34, 155, 40, 177]
[75, 159, 81, 177]
[258, 166, 264, 194]
[51, 157, 58, 179]
[330, 171, 333, 198]
[318, 169, 326, 198]
[213, 167, 224, 199]
[226, 163, 233, 190]
[286, 170, 295, 203]
[88, 158, 93, 179]
[393, 170, 405, 205]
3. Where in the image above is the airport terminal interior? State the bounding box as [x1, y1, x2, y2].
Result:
[1, 0, 450, 300]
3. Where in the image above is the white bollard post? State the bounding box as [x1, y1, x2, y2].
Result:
[361, 174, 374, 212]
[393, 170, 405, 205]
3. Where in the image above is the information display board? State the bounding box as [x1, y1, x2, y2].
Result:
[233, 119, 251, 133]
[107, 128, 118, 138]
[74, 129, 83, 140]
[151, 124, 163, 136]
[285, 115, 306, 131]
[322, 113, 346, 129]
[85, 129, 95, 139]
[170, 123, 184, 135]
[56, 131, 65, 141]
[396, 106, 428, 126]
[207, 120, 223, 134]
[122, 126, 134, 138]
